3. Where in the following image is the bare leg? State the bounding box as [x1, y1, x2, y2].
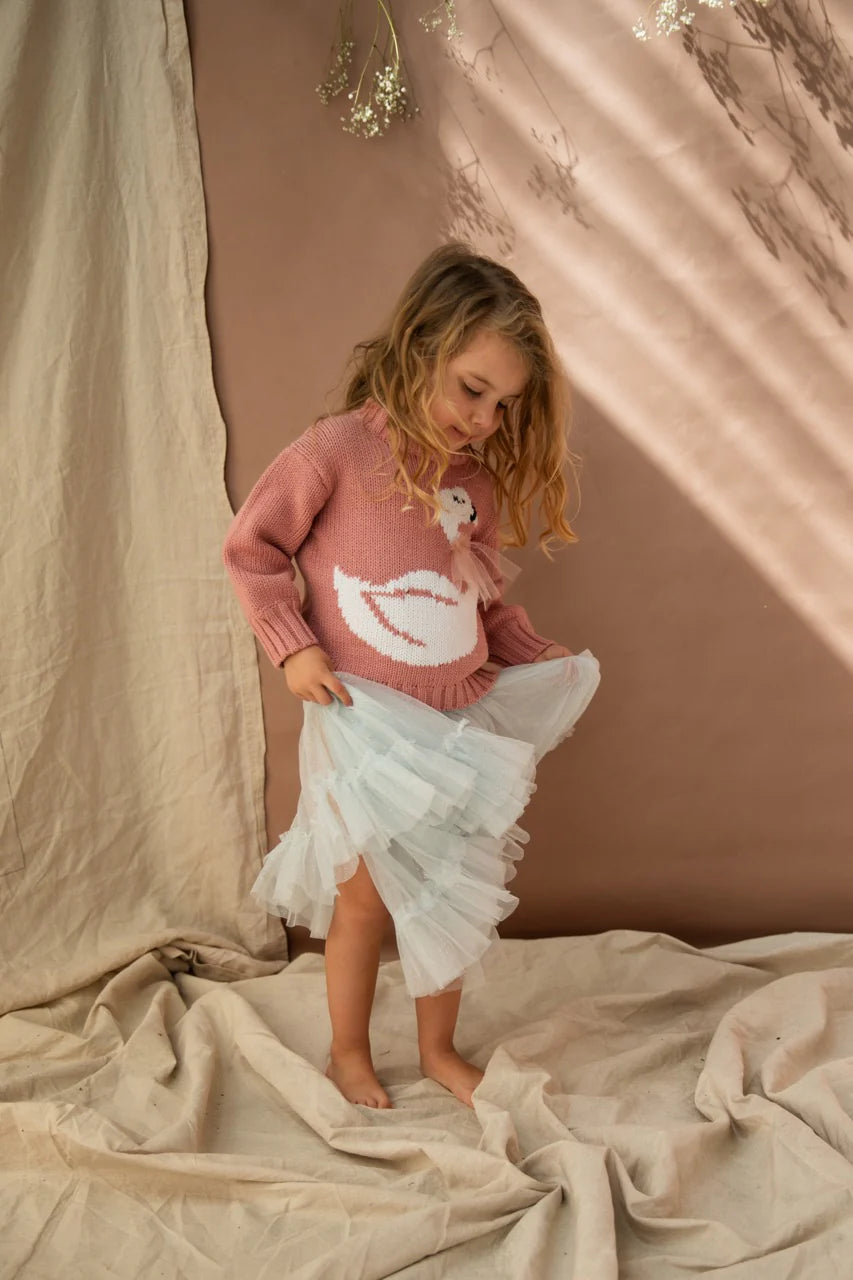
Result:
[324, 856, 393, 1108]
[416, 983, 484, 1108]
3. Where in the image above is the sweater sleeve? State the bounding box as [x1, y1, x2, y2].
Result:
[473, 488, 556, 666]
[222, 437, 332, 668]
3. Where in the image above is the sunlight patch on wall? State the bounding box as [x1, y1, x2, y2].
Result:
[434, 0, 853, 668]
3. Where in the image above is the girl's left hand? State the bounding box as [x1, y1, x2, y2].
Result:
[533, 643, 572, 662]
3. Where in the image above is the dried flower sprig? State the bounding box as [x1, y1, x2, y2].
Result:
[317, 2, 461, 139]
[419, 1, 460, 40]
[314, 0, 417, 138]
[317, 0, 356, 105]
[633, 0, 770, 41]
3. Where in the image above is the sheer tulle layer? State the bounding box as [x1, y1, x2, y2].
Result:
[251, 651, 601, 997]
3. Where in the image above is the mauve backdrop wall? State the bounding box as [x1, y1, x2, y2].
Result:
[185, 0, 853, 961]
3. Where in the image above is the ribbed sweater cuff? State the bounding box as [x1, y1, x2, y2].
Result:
[488, 613, 554, 666]
[254, 605, 320, 668]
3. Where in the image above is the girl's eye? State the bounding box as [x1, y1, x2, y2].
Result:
[462, 383, 507, 410]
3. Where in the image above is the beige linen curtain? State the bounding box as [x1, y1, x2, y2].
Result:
[0, 0, 283, 1016]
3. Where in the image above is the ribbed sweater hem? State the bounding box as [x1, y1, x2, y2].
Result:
[333, 664, 500, 711]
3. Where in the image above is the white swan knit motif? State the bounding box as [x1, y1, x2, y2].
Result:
[332, 487, 480, 666]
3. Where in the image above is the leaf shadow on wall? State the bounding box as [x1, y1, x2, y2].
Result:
[684, 0, 851, 328]
[437, 0, 851, 331]
[434, 1, 593, 258]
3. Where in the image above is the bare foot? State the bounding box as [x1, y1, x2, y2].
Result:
[420, 1049, 484, 1108]
[325, 1050, 393, 1109]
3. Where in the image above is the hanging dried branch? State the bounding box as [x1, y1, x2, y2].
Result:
[633, 0, 772, 42]
[316, 1, 461, 139]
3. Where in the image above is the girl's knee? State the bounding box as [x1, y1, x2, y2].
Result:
[332, 895, 390, 929]
[333, 857, 391, 925]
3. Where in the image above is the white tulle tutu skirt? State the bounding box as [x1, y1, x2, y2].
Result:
[251, 652, 601, 998]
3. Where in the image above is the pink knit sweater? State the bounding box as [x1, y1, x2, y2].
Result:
[222, 397, 555, 711]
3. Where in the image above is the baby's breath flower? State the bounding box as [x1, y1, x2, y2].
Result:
[634, 0, 769, 41]
[419, 2, 460, 40]
[316, 37, 354, 105]
[342, 63, 416, 137]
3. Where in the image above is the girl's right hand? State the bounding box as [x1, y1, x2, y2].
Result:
[282, 645, 354, 707]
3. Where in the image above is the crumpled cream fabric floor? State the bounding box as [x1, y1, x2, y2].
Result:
[4, 930, 853, 1278]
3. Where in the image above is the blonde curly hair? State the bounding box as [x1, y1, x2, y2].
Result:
[330, 241, 581, 556]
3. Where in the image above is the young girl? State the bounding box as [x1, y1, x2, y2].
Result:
[223, 242, 600, 1112]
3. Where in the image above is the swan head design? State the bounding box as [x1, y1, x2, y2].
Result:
[438, 487, 477, 545]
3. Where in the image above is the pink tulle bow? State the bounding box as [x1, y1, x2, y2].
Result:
[449, 526, 521, 605]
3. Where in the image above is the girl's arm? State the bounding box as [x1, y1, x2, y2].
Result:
[481, 592, 556, 666]
[222, 439, 332, 668]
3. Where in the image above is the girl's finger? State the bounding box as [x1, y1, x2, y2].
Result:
[323, 676, 353, 707]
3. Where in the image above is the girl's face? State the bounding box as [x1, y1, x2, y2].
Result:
[430, 329, 528, 454]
